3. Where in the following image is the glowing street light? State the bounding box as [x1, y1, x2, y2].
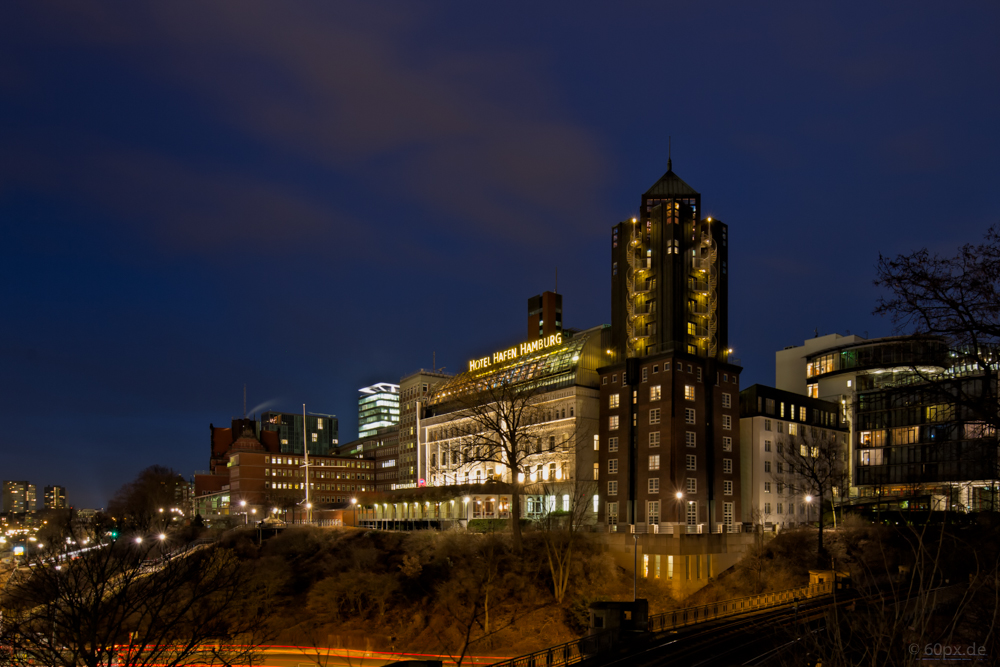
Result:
[134, 537, 143, 544]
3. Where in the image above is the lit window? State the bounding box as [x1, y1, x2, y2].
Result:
[593, 435, 600, 451]
[650, 385, 662, 401]
[807, 384, 818, 398]
[799, 406, 807, 421]
[684, 385, 695, 400]
[609, 393, 620, 409]
[764, 481, 771, 493]
[649, 455, 660, 471]
[593, 463, 599, 481]
[609, 416, 619, 431]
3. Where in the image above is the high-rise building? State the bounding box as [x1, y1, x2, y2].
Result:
[599, 164, 742, 532]
[3, 481, 37, 514]
[44, 485, 67, 509]
[259, 410, 339, 456]
[398, 370, 452, 489]
[528, 291, 563, 341]
[358, 383, 399, 438]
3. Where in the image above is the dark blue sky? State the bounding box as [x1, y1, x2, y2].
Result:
[2, 3, 998, 509]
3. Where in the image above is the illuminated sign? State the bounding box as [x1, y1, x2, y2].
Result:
[468, 333, 564, 372]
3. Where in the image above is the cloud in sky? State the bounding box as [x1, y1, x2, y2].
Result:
[3, 2, 609, 253]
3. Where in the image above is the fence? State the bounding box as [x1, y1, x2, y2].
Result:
[486, 628, 619, 667]
[646, 580, 834, 632]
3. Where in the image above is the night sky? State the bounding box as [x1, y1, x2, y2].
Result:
[2, 4, 998, 509]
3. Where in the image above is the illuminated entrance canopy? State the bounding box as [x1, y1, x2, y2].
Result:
[468, 333, 563, 372]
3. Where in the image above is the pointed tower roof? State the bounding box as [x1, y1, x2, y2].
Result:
[644, 160, 699, 197]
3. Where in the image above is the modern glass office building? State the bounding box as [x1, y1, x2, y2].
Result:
[358, 383, 400, 438]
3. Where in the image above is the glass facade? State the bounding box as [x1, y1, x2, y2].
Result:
[358, 383, 400, 438]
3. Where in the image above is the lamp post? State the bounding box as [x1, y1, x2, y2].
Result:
[240, 500, 248, 525]
[351, 498, 357, 527]
[805, 495, 813, 526]
[675, 491, 684, 530]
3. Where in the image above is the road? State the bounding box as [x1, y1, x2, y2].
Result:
[248, 645, 506, 667]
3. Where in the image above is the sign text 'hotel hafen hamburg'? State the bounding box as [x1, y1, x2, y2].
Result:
[468, 333, 563, 372]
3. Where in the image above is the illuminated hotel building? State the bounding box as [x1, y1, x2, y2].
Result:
[599, 163, 742, 532]
[414, 324, 604, 515]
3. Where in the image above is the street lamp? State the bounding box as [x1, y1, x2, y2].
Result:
[240, 500, 248, 525]
[805, 495, 813, 525]
[351, 497, 357, 527]
[675, 491, 684, 529]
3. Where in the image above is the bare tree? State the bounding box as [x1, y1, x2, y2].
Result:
[774, 425, 847, 559]
[442, 378, 548, 552]
[534, 478, 598, 604]
[108, 465, 188, 532]
[875, 226, 1000, 499]
[0, 538, 271, 667]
